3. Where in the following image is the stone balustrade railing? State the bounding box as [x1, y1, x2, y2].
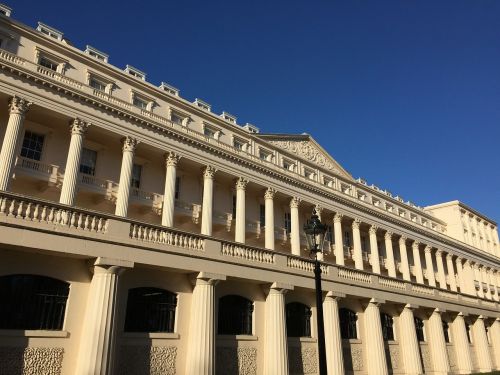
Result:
[0, 190, 498, 312]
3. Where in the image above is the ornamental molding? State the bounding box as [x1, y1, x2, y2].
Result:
[165, 151, 181, 167]
[264, 187, 276, 200]
[70, 118, 90, 136]
[122, 136, 139, 153]
[235, 177, 249, 190]
[203, 165, 217, 179]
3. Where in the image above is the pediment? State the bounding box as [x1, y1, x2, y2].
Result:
[257, 134, 353, 180]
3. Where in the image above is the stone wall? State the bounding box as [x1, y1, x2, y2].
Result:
[0, 347, 64, 374]
[117, 346, 177, 375]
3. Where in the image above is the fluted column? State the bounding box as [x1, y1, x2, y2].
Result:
[462, 260, 476, 296]
[490, 319, 500, 370]
[384, 231, 396, 277]
[364, 299, 388, 375]
[290, 197, 301, 256]
[472, 316, 492, 372]
[399, 304, 423, 375]
[446, 254, 457, 292]
[428, 309, 451, 375]
[59, 119, 90, 205]
[185, 272, 225, 375]
[435, 250, 447, 289]
[0, 96, 31, 190]
[333, 213, 344, 266]
[451, 313, 474, 374]
[369, 225, 381, 274]
[264, 188, 276, 250]
[263, 283, 292, 375]
[75, 262, 128, 375]
[161, 152, 180, 227]
[323, 292, 345, 375]
[115, 136, 138, 217]
[201, 166, 216, 236]
[399, 236, 411, 281]
[234, 177, 248, 243]
[456, 257, 465, 293]
[424, 246, 436, 287]
[481, 267, 492, 300]
[473, 264, 484, 298]
[352, 219, 363, 270]
[412, 241, 424, 284]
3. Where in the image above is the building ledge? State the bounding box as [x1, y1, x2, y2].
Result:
[0, 329, 69, 338]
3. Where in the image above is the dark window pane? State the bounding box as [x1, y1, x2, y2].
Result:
[79, 148, 97, 176]
[414, 317, 425, 342]
[124, 287, 177, 333]
[20, 131, 44, 161]
[218, 295, 253, 335]
[339, 308, 357, 339]
[175, 176, 180, 200]
[131, 164, 142, 189]
[286, 302, 311, 337]
[0, 275, 69, 330]
[39, 56, 58, 71]
[380, 313, 394, 341]
[442, 320, 450, 343]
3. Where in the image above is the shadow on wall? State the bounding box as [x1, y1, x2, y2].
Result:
[0, 343, 66, 374]
[116, 341, 177, 374]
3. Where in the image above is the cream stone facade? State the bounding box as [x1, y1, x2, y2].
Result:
[0, 7, 499, 375]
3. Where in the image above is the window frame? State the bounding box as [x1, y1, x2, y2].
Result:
[79, 147, 98, 176]
[34, 48, 68, 74]
[414, 316, 425, 342]
[380, 312, 395, 341]
[286, 302, 312, 338]
[202, 123, 221, 140]
[86, 71, 114, 94]
[339, 308, 358, 339]
[217, 295, 254, 336]
[20, 130, 45, 161]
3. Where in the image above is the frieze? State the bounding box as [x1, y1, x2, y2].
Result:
[118, 346, 177, 375]
[216, 347, 257, 375]
[0, 347, 64, 375]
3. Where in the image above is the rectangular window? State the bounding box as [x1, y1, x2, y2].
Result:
[232, 195, 237, 217]
[39, 56, 58, 71]
[131, 164, 142, 189]
[233, 138, 246, 151]
[171, 112, 184, 125]
[133, 96, 148, 109]
[259, 149, 271, 161]
[80, 148, 97, 176]
[283, 159, 293, 171]
[204, 127, 216, 139]
[259, 204, 265, 226]
[20, 131, 44, 161]
[175, 176, 180, 200]
[89, 77, 106, 92]
[284, 212, 291, 234]
[344, 231, 351, 247]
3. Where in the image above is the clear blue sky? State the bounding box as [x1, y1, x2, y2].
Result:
[11, 0, 500, 221]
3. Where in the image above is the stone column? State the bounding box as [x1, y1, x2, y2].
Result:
[114, 136, 138, 217]
[290, 197, 301, 256]
[234, 177, 248, 243]
[323, 292, 345, 375]
[364, 299, 388, 375]
[451, 313, 474, 374]
[399, 304, 423, 375]
[333, 213, 344, 266]
[59, 119, 89, 205]
[264, 188, 276, 250]
[473, 264, 484, 298]
[201, 166, 216, 236]
[185, 272, 225, 375]
[446, 254, 457, 292]
[369, 225, 381, 274]
[384, 231, 396, 277]
[490, 319, 500, 370]
[412, 241, 424, 284]
[435, 250, 447, 289]
[456, 257, 465, 293]
[75, 260, 130, 375]
[352, 219, 363, 270]
[472, 316, 493, 372]
[428, 309, 451, 375]
[481, 267, 492, 300]
[263, 282, 292, 375]
[314, 205, 324, 261]
[161, 152, 180, 227]
[0, 96, 31, 191]
[424, 246, 436, 287]
[462, 260, 477, 296]
[399, 236, 411, 281]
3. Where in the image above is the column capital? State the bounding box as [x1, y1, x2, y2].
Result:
[326, 291, 346, 300]
[267, 281, 294, 294]
[314, 204, 323, 216]
[193, 271, 226, 286]
[424, 245, 432, 254]
[8, 95, 32, 115]
[432, 308, 445, 315]
[368, 298, 385, 306]
[290, 196, 301, 208]
[369, 225, 378, 235]
[202, 165, 217, 179]
[399, 235, 407, 243]
[165, 151, 181, 167]
[404, 303, 419, 310]
[122, 136, 139, 152]
[446, 253, 454, 261]
[70, 118, 90, 135]
[472, 263, 479, 270]
[436, 249, 443, 257]
[412, 240, 420, 249]
[264, 187, 276, 200]
[385, 231, 393, 240]
[352, 218, 361, 229]
[235, 177, 249, 190]
[333, 213, 343, 223]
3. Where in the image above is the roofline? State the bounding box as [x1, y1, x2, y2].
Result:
[424, 200, 497, 226]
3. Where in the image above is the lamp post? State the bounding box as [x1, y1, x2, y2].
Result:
[303, 209, 328, 375]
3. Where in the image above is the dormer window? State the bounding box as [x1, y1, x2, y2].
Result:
[39, 56, 58, 71]
[37, 22, 63, 41]
[160, 82, 179, 96]
[259, 148, 273, 162]
[125, 65, 146, 81]
[203, 124, 220, 140]
[131, 91, 153, 111]
[195, 99, 211, 112]
[221, 112, 237, 124]
[0, 4, 12, 17]
[243, 123, 259, 134]
[85, 45, 108, 63]
[34, 49, 67, 74]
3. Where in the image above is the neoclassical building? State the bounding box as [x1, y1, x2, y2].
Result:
[0, 5, 498, 375]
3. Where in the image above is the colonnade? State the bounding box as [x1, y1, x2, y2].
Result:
[0, 96, 499, 302]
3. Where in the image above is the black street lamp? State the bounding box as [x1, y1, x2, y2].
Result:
[303, 209, 328, 375]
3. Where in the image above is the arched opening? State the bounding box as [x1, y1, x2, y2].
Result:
[218, 295, 253, 335]
[286, 302, 311, 337]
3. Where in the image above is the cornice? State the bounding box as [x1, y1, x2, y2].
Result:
[0, 51, 498, 266]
